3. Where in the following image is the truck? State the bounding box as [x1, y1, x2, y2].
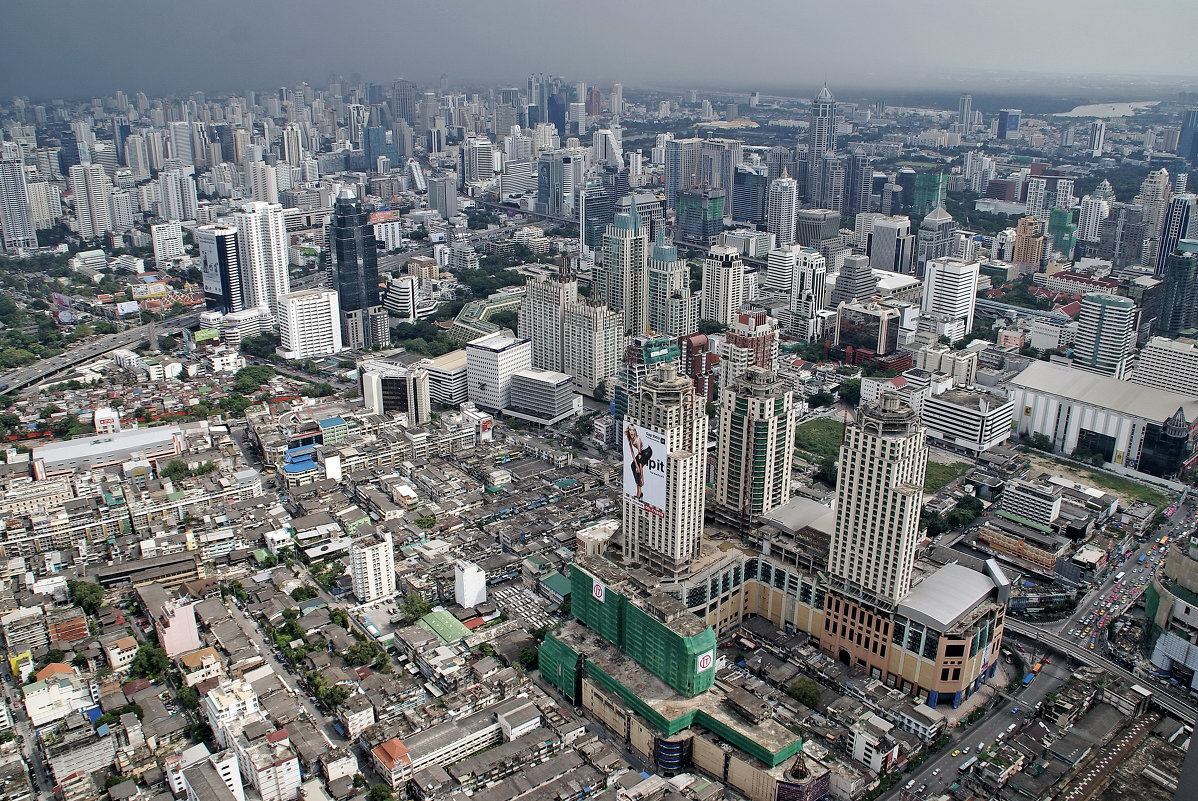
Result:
[1139, 554, 1148, 565]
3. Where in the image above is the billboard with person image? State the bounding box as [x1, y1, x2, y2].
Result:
[622, 422, 667, 517]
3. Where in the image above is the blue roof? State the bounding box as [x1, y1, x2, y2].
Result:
[318, 417, 347, 429]
[283, 457, 319, 474]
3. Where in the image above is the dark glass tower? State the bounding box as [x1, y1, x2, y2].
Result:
[329, 189, 389, 350]
[330, 189, 380, 313]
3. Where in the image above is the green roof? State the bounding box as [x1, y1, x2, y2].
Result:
[418, 610, 472, 644]
[541, 571, 572, 598]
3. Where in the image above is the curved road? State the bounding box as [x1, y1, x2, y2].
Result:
[1, 312, 202, 394]
[1005, 617, 1197, 724]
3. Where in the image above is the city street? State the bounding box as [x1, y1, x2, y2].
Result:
[883, 652, 1074, 799]
[228, 603, 347, 748]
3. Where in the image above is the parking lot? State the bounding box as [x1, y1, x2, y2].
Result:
[490, 584, 557, 630]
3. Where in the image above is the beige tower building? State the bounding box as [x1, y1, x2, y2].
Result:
[621, 364, 708, 577]
[827, 393, 927, 606]
[713, 368, 798, 526]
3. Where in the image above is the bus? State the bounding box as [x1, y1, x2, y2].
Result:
[1139, 554, 1148, 565]
[1114, 572, 1125, 582]
[959, 756, 978, 773]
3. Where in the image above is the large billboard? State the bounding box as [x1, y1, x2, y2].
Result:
[623, 422, 667, 517]
[116, 300, 141, 316]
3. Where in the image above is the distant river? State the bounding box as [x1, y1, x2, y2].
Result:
[1055, 101, 1159, 118]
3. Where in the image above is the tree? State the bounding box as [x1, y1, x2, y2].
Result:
[787, 676, 821, 709]
[353, 774, 368, 789]
[68, 580, 104, 615]
[368, 784, 395, 801]
[130, 645, 169, 679]
[808, 391, 836, 408]
[290, 585, 319, 603]
[402, 594, 432, 623]
[518, 646, 540, 670]
[240, 333, 280, 359]
[303, 382, 336, 398]
[1028, 433, 1054, 452]
[234, 365, 276, 393]
[814, 456, 838, 486]
[837, 379, 861, 407]
[697, 320, 727, 335]
[161, 460, 190, 481]
[176, 685, 200, 711]
[414, 516, 436, 530]
[221, 394, 252, 417]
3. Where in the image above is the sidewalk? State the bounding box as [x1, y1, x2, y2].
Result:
[941, 661, 1011, 726]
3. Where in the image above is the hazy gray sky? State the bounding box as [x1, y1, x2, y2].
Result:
[3, 0, 1197, 101]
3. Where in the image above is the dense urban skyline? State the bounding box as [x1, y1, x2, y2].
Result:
[3, 0, 1198, 100]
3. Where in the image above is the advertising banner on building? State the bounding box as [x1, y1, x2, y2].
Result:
[623, 422, 667, 517]
[592, 578, 605, 604]
[116, 300, 141, 316]
[696, 649, 714, 673]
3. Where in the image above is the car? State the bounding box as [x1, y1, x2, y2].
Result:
[932, 768, 942, 777]
[1011, 706, 1020, 714]
[978, 741, 986, 751]
[905, 780, 916, 790]
[962, 746, 971, 754]
[952, 749, 961, 757]
[917, 785, 926, 794]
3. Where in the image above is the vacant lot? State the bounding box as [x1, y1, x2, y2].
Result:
[924, 461, 971, 494]
[794, 418, 845, 464]
[1025, 452, 1173, 509]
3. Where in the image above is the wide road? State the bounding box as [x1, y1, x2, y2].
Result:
[1005, 617, 1198, 724]
[882, 657, 1074, 799]
[1, 311, 201, 394]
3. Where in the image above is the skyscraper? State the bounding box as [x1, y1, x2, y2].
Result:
[1090, 120, 1106, 157]
[596, 203, 648, 336]
[664, 137, 702, 210]
[807, 85, 836, 204]
[276, 288, 343, 360]
[958, 93, 973, 129]
[1012, 216, 1045, 267]
[1160, 240, 1198, 335]
[766, 174, 798, 247]
[1179, 107, 1198, 166]
[329, 189, 388, 350]
[700, 244, 745, 326]
[718, 310, 780, 385]
[428, 175, 457, 220]
[195, 224, 242, 314]
[562, 299, 624, 397]
[246, 160, 279, 204]
[350, 528, 396, 603]
[1155, 193, 1196, 274]
[830, 254, 877, 307]
[0, 155, 37, 252]
[1078, 189, 1111, 244]
[997, 109, 1021, 140]
[621, 364, 707, 577]
[1135, 167, 1172, 266]
[1073, 293, 1136, 379]
[647, 231, 699, 338]
[233, 201, 290, 318]
[391, 78, 417, 127]
[68, 163, 112, 241]
[519, 273, 578, 372]
[827, 393, 927, 606]
[713, 367, 798, 526]
[915, 206, 957, 276]
[921, 259, 980, 343]
[867, 215, 914, 274]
